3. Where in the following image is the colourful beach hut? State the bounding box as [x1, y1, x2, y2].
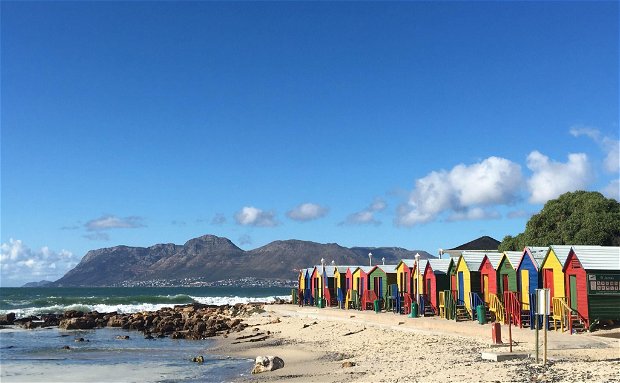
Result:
[412, 259, 429, 298]
[321, 265, 337, 307]
[334, 266, 352, 308]
[563, 246, 620, 330]
[396, 259, 415, 294]
[454, 252, 485, 317]
[368, 264, 398, 308]
[478, 253, 503, 304]
[516, 247, 547, 307]
[423, 259, 452, 315]
[352, 266, 375, 310]
[310, 266, 322, 305]
[540, 245, 574, 312]
[500, 252, 521, 295]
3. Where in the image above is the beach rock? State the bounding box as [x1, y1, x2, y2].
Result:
[61, 345, 71, 350]
[74, 337, 85, 342]
[251, 356, 285, 374]
[0, 313, 16, 325]
[63, 310, 84, 319]
[59, 317, 95, 330]
[192, 355, 204, 363]
[342, 361, 356, 368]
[115, 335, 130, 340]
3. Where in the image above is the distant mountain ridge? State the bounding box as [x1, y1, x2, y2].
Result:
[53, 235, 434, 287]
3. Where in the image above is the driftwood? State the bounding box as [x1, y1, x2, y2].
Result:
[232, 335, 270, 344]
[302, 321, 318, 329]
[235, 332, 265, 340]
[343, 328, 366, 336]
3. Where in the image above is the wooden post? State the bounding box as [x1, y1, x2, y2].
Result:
[508, 314, 512, 353]
[535, 314, 539, 363]
[543, 291, 548, 365]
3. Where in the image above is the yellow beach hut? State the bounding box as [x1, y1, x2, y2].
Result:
[454, 251, 486, 317]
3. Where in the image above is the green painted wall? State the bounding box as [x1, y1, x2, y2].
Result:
[498, 260, 517, 295]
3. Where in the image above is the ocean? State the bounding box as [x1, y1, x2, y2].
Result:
[0, 287, 291, 382]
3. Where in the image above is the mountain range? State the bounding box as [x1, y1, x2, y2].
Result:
[52, 234, 435, 286]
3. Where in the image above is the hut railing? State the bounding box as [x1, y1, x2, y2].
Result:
[385, 284, 400, 313]
[552, 297, 570, 332]
[360, 290, 378, 311]
[402, 293, 413, 315]
[345, 289, 358, 310]
[503, 291, 522, 328]
[488, 293, 505, 324]
[438, 291, 446, 318]
[443, 290, 456, 320]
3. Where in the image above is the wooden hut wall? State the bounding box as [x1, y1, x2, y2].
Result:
[564, 252, 589, 322]
[369, 267, 387, 298]
[517, 253, 541, 306]
[423, 264, 449, 309]
[397, 262, 413, 294]
[346, 268, 354, 292]
[542, 250, 566, 300]
[497, 257, 518, 295]
[479, 257, 498, 303]
[582, 270, 620, 322]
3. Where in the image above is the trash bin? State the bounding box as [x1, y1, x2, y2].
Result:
[374, 299, 380, 313]
[317, 298, 324, 308]
[292, 289, 298, 304]
[476, 305, 486, 325]
[410, 302, 418, 318]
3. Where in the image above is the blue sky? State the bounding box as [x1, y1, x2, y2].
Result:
[1, 1, 618, 286]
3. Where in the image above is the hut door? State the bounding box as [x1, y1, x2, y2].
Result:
[483, 275, 489, 303]
[543, 269, 555, 300]
[569, 275, 578, 310]
[502, 275, 509, 295]
[458, 272, 464, 302]
[521, 270, 530, 305]
[426, 279, 431, 300]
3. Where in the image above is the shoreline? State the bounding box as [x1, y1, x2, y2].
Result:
[212, 305, 620, 382]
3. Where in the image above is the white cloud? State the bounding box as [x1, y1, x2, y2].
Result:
[570, 126, 619, 173]
[341, 197, 387, 226]
[85, 215, 145, 231]
[1, 239, 76, 286]
[234, 206, 278, 227]
[526, 151, 592, 204]
[396, 156, 523, 226]
[447, 208, 501, 222]
[287, 203, 329, 222]
[602, 179, 619, 200]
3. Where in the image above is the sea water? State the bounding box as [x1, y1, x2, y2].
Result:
[0, 287, 291, 382]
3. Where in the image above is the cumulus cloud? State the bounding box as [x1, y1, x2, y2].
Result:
[286, 203, 329, 222]
[602, 179, 619, 200]
[85, 215, 145, 231]
[396, 157, 523, 226]
[341, 198, 387, 226]
[447, 208, 501, 222]
[570, 126, 619, 173]
[234, 206, 278, 227]
[211, 213, 227, 225]
[1, 239, 77, 286]
[526, 151, 592, 204]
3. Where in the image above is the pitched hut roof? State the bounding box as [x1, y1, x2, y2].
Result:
[503, 251, 523, 269]
[569, 246, 619, 271]
[427, 259, 452, 274]
[375, 264, 398, 273]
[459, 251, 487, 270]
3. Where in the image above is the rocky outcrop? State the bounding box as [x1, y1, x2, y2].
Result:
[0, 313, 15, 325]
[251, 356, 285, 374]
[11, 303, 259, 340]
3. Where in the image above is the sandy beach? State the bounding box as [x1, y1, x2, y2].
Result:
[213, 304, 620, 382]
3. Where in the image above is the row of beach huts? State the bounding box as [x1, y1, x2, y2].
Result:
[294, 245, 620, 334]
